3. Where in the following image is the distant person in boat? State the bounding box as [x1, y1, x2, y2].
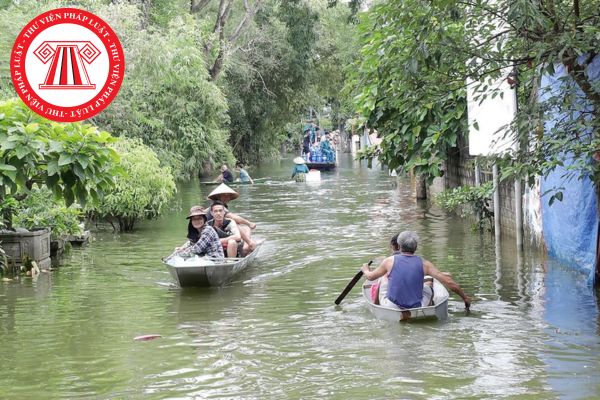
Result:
[302, 129, 311, 156]
[331, 130, 341, 149]
[208, 201, 250, 257]
[174, 206, 224, 260]
[216, 164, 234, 183]
[291, 157, 309, 182]
[235, 163, 254, 184]
[320, 134, 335, 162]
[362, 231, 471, 310]
[205, 184, 258, 254]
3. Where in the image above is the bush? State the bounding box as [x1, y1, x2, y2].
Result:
[12, 187, 83, 239]
[435, 182, 494, 231]
[0, 98, 120, 229]
[87, 137, 176, 231]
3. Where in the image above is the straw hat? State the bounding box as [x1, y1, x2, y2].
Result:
[186, 205, 207, 219]
[207, 183, 240, 202]
[293, 156, 306, 164]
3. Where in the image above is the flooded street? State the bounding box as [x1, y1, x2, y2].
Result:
[1, 154, 599, 399]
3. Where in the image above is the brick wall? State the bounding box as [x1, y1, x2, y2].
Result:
[438, 137, 522, 239]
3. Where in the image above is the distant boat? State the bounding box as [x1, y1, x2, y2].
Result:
[199, 177, 269, 185]
[305, 160, 337, 171]
[164, 241, 264, 287]
[362, 279, 449, 322]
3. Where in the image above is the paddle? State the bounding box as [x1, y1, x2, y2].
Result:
[161, 249, 180, 262]
[334, 260, 372, 305]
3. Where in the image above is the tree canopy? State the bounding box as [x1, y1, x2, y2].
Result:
[350, 0, 600, 191]
[1, 0, 357, 174]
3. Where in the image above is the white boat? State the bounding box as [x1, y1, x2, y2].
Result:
[362, 278, 449, 322]
[164, 241, 263, 287]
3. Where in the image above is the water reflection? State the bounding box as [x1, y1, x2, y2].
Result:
[541, 260, 599, 399]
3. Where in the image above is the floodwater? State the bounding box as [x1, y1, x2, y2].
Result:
[1, 154, 599, 399]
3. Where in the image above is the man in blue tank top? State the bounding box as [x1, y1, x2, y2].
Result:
[362, 231, 471, 310]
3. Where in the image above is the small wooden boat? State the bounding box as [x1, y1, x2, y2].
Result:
[199, 177, 269, 185]
[164, 241, 263, 287]
[362, 279, 449, 322]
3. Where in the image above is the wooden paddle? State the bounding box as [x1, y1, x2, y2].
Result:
[334, 260, 372, 305]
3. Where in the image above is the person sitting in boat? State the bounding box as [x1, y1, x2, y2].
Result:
[374, 234, 438, 306]
[362, 231, 471, 310]
[292, 157, 309, 182]
[208, 201, 249, 257]
[216, 164, 234, 183]
[370, 234, 399, 305]
[205, 183, 258, 253]
[174, 206, 224, 260]
[235, 163, 254, 184]
[320, 135, 335, 162]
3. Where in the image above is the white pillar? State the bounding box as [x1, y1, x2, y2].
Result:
[493, 163, 501, 239]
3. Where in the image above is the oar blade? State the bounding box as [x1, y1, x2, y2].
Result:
[334, 270, 364, 305]
[334, 260, 373, 305]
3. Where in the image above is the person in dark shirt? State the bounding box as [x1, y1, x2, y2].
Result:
[302, 130, 311, 156]
[217, 164, 234, 183]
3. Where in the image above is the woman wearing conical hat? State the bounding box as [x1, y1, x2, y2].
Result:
[291, 157, 309, 182]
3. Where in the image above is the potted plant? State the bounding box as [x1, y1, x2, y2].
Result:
[0, 99, 120, 272]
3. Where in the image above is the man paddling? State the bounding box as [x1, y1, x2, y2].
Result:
[361, 231, 471, 310]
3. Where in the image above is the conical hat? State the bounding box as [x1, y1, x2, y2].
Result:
[207, 183, 240, 202]
[293, 156, 306, 164]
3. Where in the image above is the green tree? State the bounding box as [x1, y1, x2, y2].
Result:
[96, 9, 234, 179]
[223, 0, 320, 162]
[0, 99, 120, 229]
[0, 1, 234, 179]
[86, 137, 176, 232]
[349, 0, 600, 193]
[349, 0, 467, 180]
[312, 4, 360, 131]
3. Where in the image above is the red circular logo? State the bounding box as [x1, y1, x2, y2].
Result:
[10, 8, 124, 122]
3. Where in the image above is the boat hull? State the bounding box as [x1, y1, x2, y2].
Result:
[165, 242, 263, 287]
[305, 162, 336, 171]
[199, 177, 269, 186]
[362, 279, 449, 322]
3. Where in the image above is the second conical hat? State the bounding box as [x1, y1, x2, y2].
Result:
[207, 183, 240, 202]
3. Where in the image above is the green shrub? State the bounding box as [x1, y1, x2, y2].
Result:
[87, 137, 176, 231]
[0, 99, 120, 229]
[435, 182, 494, 231]
[12, 187, 83, 239]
